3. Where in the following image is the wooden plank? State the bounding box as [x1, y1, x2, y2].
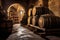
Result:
[29, 24, 45, 31]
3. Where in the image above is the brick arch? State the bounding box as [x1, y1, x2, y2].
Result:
[7, 3, 25, 23]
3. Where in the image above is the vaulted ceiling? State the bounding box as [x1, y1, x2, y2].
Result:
[1, 0, 39, 10]
[1, 0, 49, 11]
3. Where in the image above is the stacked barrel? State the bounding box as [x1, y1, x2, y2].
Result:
[21, 7, 60, 36]
[39, 15, 60, 36]
[39, 15, 60, 28]
[21, 7, 60, 28]
[27, 7, 39, 26]
[21, 8, 34, 25]
[27, 16, 39, 26]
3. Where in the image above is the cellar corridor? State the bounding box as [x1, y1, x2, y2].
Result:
[0, 0, 60, 40]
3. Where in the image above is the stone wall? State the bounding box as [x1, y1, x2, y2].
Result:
[48, 0, 60, 17]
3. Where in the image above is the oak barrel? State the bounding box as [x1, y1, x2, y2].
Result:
[39, 15, 60, 28]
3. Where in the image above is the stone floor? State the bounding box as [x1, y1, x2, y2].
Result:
[7, 24, 60, 40]
[7, 24, 45, 40]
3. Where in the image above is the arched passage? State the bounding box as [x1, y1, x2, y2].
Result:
[7, 3, 25, 24]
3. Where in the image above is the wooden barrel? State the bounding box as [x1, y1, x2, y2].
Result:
[32, 16, 36, 26]
[27, 16, 39, 26]
[32, 7, 36, 16]
[27, 16, 31, 25]
[28, 8, 32, 16]
[38, 15, 60, 28]
[32, 16, 39, 26]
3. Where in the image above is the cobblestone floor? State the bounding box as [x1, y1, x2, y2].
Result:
[7, 24, 60, 40]
[7, 24, 45, 40]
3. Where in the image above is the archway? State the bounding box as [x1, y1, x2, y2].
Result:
[7, 3, 25, 24]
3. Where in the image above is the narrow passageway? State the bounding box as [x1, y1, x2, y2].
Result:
[0, 0, 60, 40]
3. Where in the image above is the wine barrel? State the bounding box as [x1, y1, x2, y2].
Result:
[32, 16, 36, 26]
[32, 7, 36, 16]
[32, 16, 39, 26]
[27, 16, 39, 26]
[28, 8, 32, 16]
[38, 15, 60, 28]
[27, 16, 31, 25]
